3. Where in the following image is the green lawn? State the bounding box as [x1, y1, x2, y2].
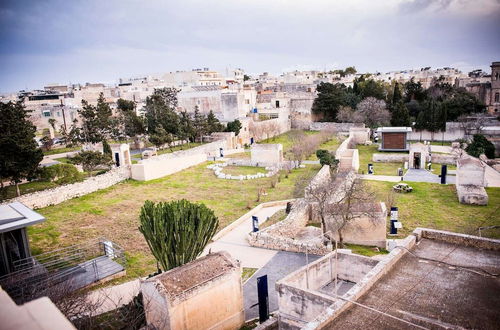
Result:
[409, 140, 452, 146]
[54, 156, 73, 164]
[242, 268, 258, 283]
[364, 180, 500, 239]
[358, 145, 405, 176]
[1, 181, 58, 201]
[29, 162, 321, 280]
[225, 151, 251, 159]
[307, 138, 341, 160]
[343, 244, 389, 257]
[43, 146, 81, 156]
[259, 130, 320, 154]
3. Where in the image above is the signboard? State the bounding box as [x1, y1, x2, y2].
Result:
[252, 216, 259, 232]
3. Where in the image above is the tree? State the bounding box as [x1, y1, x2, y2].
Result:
[192, 106, 208, 142]
[466, 134, 495, 159]
[336, 106, 364, 123]
[355, 97, 391, 127]
[243, 74, 251, 81]
[414, 99, 446, 133]
[225, 120, 242, 136]
[457, 114, 488, 138]
[356, 79, 387, 100]
[148, 127, 172, 149]
[102, 140, 113, 159]
[144, 88, 180, 136]
[391, 82, 403, 105]
[138, 199, 219, 271]
[70, 150, 113, 174]
[0, 102, 44, 196]
[48, 118, 57, 131]
[206, 110, 223, 134]
[312, 82, 349, 121]
[78, 93, 113, 143]
[178, 111, 194, 143]
[117, 98, 145, 141]
[404, 78, 427, 103]
[390, 101, 411, 126]
[316, 150, 339, 169]
[40, 135, 54, 151]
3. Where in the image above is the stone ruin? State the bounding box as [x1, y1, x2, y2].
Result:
[248, 165, 388, 254]
[456, 157, 488, 205]
[250, 143, 283, 166]
[140, 251, 244, 330]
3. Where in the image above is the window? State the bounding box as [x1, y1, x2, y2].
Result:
[495, 92, 499, 103]
[275, 100, 280, 108]
[57, 112, 60, 117]
[43, 111, 51, 117]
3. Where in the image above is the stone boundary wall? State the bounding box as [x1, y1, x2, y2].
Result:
[414, 228, 500, 251]
[431, 153, 457, 165]
[1, 166, 131, 209]
[310, 122, 364, 132]
[372, 152, 456, 165]
[131, 140, 229, 181]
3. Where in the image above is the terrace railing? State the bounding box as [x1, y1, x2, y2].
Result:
[0, 238, 126, 304]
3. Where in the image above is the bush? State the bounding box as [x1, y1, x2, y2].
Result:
[38, 164, 84, 185]
[466, 134, 495, 159]
[316, 149, 339, 168]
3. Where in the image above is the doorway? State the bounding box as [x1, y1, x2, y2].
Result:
[413, 152, 421, 169]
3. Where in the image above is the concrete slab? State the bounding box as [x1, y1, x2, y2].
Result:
[243, 251, 321, 321]
[403, 168, 456, 184]
[327, 238, 500, 329]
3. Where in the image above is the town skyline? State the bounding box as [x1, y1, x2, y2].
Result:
[1, 0, 499, 93]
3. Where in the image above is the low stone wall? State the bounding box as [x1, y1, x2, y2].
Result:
[310, 122, 364, 132]
[414, 228, 500, 251]
[372, 153, 408, 163]
[1, 166, 131, 209]
[431, 153, 457, 165]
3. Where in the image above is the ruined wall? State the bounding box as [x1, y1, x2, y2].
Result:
[250, 144, 283, 165]
[1, 166, 131, 209]
[290, 98, 314, 129]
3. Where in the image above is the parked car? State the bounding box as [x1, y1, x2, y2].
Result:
[393, 183, 413, 193]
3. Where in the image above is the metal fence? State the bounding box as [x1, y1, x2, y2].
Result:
[0, 238, 126, 304]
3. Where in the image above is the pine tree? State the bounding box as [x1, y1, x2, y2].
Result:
[0, 102, 44, 196]
[193, 106, 208, 142]
[207, 110, 223, 134]
[102, 140, 113, 159]
[390, 101, 410, 126]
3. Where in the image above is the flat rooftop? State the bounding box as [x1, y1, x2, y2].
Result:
[0, 202, 45, 233]
[327, 238, 500, 329]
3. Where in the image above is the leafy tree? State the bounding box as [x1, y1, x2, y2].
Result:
[390, 101, 411, 126]
[48, 118, 57, 131]
[466, 134, 495, 159]
[312, 82, 349, 121]
[391, 82, 403, 105]
[178, 111, 195, 143]
[102, 140, 113, 159]
[316, 149, 339, 169]
[192, 106, 208, 142]
[138, 199, 219, 272]
[70, 150, 113, 174]
[144, 88, 180, 136]
[78, 93, 113, 143]
[0, 102, 44, 196]
[207, 110, 224, 133]
[40, 135, 54, 151]
[117, 98, 145, 140]
[243, 74, 251, 81]
[356, 78, 387, 100]
[148, 127, 172, 149]
[415, 99, 446, 132]
[225, 119, 242, 136]
[404, 78, 426, 102]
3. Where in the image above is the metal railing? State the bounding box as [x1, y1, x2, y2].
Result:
[0, 238, 126, 304]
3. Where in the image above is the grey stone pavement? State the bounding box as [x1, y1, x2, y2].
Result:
[243, 251, 321, 320]
[403, 168, 456, 184]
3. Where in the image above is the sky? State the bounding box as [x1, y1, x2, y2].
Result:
[0, 0, 499, 93]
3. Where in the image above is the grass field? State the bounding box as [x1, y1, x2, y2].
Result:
[1, 181, 58, 201]
[357, 144, 405, 176]
[29, 162, 321, 279]
[364, 180, 500, 239]
[43, 146, 81, 156]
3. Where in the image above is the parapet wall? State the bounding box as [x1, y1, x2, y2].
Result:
[1, 166, 131, 209]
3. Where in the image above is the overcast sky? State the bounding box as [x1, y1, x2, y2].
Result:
[1, 0, 499, 92]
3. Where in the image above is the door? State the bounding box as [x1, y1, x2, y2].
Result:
[414, 152, 421, 169]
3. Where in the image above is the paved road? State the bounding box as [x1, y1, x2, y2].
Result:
[403, 169, 456, 184]
[203, 205, 285, 268]
[243, 251, 321, 320]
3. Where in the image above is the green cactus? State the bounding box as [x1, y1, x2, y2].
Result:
[138, 199, 219, 271]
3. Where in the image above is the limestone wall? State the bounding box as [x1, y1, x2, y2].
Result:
[310, 122, 364, 132]
[131, 140, 228, 181]
[372, 153, 408, 163]
[1, 166, 131, 209]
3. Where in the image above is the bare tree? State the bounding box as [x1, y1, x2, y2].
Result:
[356, 97, 391, 127]
[306, 171, 377, 247]
[457, 114, 488, 139]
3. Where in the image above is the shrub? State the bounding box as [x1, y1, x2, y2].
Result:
[38, 164, 84, 185]
[316, 149, 339, 168]
[466, 134, 495, 159]
[138, 199, 218, 271]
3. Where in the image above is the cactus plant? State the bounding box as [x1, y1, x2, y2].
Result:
[138, 199, 219, 271]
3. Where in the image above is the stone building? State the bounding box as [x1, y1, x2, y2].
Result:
[456, 157, 488, 205]
[376, 127, 412, 151]
[489, 61, 500, 114]
[140, 251, 244, 330]
[408, 142, 429, 169]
